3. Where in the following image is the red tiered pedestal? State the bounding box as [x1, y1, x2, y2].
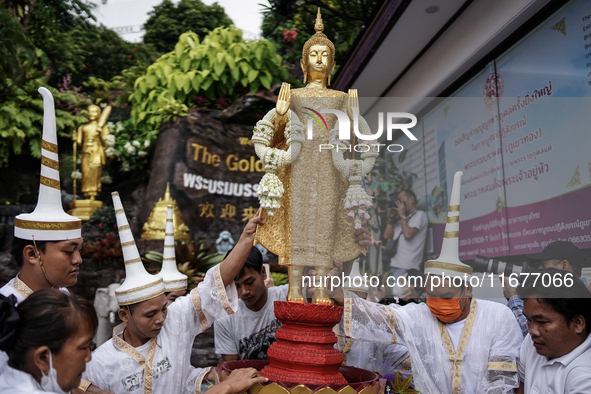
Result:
[261, 301, 347, 385]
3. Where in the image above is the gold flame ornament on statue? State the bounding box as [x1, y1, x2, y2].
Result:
[141, 183, 190, 240]
[252, 8, 377, 304]
[70, 104, 111, 220]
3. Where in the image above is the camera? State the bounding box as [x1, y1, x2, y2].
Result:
[472, 255, 531, 276]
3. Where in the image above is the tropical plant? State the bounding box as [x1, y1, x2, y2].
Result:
[130, 26, 295, 133]
[0, 79, 90, 167]
[83, 205, 131, 235]
[81, 232, 123, 264]
[261, 0, 381, 78]
[271, 272, 288, 286]
[143, 0, 233, 53]
[384, 371, 419, 394]
[143, 240, 224, 279]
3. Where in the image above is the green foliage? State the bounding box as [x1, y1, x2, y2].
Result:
[271, 272, 288, 286]
[261, 0, 381, 79]
[0, 1, 158, 167]
[131, 27, 294, 132]
[70, 27, 159, 87]
[102, 120, 156, 182]
[0, 78, 89, 167]
[144, 240, 223, 290]
[143, 0, 233, 53]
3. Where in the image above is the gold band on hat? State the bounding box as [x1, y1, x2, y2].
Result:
[117, 289, 165, 306]
[118, 225, 130, 231]
[121, 241, 136, 247]
[114, 209, 125, 214]
[40, 175, 60, 190]
[166, 219, 173, 222]
[42, 140, 58, 154]
[41, 156, 59, 171]
[163, 245, 175, 248]
[164, 285, 186, 292]
[449, 205, 459, 212]
[162, 257, 176, 261]
[124, 257, 142, 265]
[444, 231, 459, 238]
[15, 218, 81, 231]
[425, 261, 473, 274]
[447, 216, 459, 223]
[164, 233, 174, 236]
[115, 279, 164, 296]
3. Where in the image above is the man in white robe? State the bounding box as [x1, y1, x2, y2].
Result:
[82, 193, 264, 394]
[0, 88, 86, 379]
[337, 172, 523, 393]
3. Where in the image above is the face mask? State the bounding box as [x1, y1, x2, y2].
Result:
[40, 351, 69, 394]
[426, 289, 465, 323]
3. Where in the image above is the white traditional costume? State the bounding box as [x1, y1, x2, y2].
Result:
[82, 193, 237, 394]
[160, 205, 211, 393]
[339, 172, 523, 393]
[0, 87, 81, 376]
[335, 260, 411, 378]
[0, 365, 55, 394]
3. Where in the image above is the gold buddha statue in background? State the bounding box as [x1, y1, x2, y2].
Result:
[76, 104, 111, 200]
[254, 9, 364, 304]
[70, 104, 112, 220]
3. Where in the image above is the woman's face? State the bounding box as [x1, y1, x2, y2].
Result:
[51, 322, 94, 391]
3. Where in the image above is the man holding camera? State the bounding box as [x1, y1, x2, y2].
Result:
[383, 190, 428, 284]
[503, 241, 589, 337]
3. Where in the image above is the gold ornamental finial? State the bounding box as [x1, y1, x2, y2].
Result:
[164, 182, 171, 200]
[314, 8, 324, 32]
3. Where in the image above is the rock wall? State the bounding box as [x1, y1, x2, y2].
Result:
[138, 108, 264, 248]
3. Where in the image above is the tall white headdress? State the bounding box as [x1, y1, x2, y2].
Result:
[159, 205, 188, 292]
[112, 192, 165, 305]
[424, 171, 473, 278]
[14, 87, 82, 241]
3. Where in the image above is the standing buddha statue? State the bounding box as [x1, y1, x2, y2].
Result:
[252, 9, 377, 304]
[75, 104, 111, 200]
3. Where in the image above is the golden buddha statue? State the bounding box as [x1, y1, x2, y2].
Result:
[69, 104, 112, 220]
[75, 104, 111, 200]
[253, 9, 373, 304]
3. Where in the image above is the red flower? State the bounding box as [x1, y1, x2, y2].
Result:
[283, 28, 298, 42]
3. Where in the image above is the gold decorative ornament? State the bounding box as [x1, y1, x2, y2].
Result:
[141, 183, 190, 240]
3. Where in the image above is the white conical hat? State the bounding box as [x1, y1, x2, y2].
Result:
[160, 205, 188, 292]
[14, 87, 82, 241]
[424, 171, 473, 278]
[112, 192, 165, 305]
[343, 259, 368, 293]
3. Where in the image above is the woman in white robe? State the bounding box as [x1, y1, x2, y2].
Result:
[0, 289, 98, 394]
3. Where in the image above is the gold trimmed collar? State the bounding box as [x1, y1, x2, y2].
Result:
[14, 275, 33, 299]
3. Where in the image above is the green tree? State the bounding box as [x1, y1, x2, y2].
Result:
[131, 26, 294, 133]
[0, 0, 158, 167]
[261, 0, 381, 79]
[143, 0, 233, 53]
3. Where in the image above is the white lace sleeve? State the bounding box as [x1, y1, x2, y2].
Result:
[172, 264, 238, 336]
[340, 295, 398, 345]
[477, 306, 521, 393]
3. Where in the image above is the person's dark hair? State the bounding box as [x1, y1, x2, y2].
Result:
[232, 247, 263, 280]
[517, 268, 591, 333]
[10, 238, 50, 268]
[0, 289, 98, 369]
[400, 189, 417, 203]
